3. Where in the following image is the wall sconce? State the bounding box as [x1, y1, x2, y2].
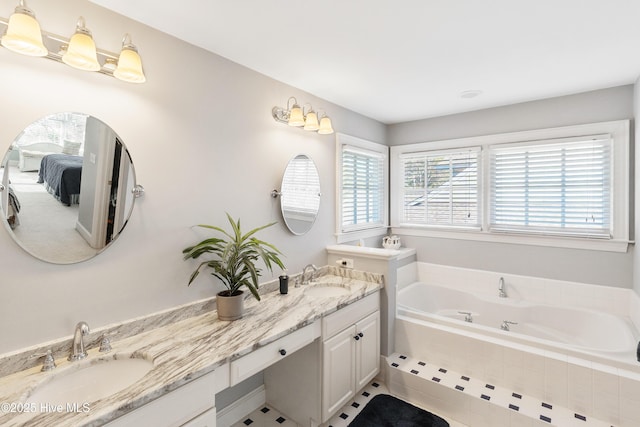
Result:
[272, 97, 334, 134]
[0, 0, 146, 83]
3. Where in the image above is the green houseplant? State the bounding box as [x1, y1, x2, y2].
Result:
[182, 213, 285, 320]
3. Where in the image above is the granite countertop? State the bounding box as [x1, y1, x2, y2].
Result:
[0, 267, 383, 427]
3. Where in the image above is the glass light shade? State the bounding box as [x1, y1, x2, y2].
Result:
[288, 105, 305, 127]
[114, 48, 146, 83]
[62, 30, 100, 71]
[318, 116, 334, 134]
[303, 111, 319, 131]
[1, 8, 48, 57]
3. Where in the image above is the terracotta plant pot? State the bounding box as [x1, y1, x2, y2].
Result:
[216, 290, 245, 321]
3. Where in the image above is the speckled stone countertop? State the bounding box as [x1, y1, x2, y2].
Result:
[0, 267, 383, 427]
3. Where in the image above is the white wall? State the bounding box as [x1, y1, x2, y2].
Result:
[387, 86, 635, 288]
[0, 0, 385, 353]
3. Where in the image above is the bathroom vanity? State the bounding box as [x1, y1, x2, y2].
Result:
[0, 267, 382, 427]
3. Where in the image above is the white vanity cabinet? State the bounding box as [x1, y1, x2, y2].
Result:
[321, 293, 380, 422]
[263, 291, 380, 426]
[104, 364, 229, 427]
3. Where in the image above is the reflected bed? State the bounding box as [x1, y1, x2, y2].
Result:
[37, 154, 82, 205]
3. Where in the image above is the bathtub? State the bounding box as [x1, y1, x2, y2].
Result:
[391, 263, 640, 424]
[397, 281, 638, 358]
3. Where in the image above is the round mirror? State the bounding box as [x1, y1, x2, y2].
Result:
[277, 154, 321, 235]
[0, 112, 140, 264]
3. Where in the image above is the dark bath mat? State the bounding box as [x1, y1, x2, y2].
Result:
[348, 394, 449, 427]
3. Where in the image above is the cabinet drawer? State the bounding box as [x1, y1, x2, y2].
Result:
[183, 406, 216, 427]
[322, 292, 379, 339]
[230, 321, 320, 386]
[104, 369, 218, 427]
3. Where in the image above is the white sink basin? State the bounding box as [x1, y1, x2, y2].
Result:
[26, 357, 153, 407]
[304, 283, 351, 298]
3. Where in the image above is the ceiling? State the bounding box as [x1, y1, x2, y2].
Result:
[90, 0, 640, 124]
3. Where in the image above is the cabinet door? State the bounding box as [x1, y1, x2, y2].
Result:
[355, 311, 380, 391]
[322, 325, 356, 422]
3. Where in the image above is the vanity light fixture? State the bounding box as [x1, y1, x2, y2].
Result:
[272, 97, 334, 134]
[0, 1, 146, 83]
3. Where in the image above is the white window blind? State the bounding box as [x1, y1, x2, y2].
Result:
[341, 145, 385, 231]
[400, 148, 480, 228]
[490, 136, 611, 238]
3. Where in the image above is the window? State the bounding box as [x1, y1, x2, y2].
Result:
[337, 134, 388, 240]
[16, 112, 87, 147]
[390, 120, 630, 252]
[490, 136, 611, 238]
[400, 148, 480, 229]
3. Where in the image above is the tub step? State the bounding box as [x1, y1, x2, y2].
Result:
[387, 353, 611, 427]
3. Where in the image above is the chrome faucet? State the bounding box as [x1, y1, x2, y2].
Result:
[300, 264, 318, 286]
[68, 321, 90, 361]
[498, 277, 507, 298]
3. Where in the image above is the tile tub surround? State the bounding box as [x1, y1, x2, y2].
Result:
[0, 267, 383, 427]
[387, 353, 614, 427]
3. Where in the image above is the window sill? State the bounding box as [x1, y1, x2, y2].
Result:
[335, 227, 388, 244]
[390, 226, 631, 253]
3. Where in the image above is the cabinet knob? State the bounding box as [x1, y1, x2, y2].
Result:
[279, 349, 287, 356]
[354, 335, 360, 341]
[358, 332, 364, 338]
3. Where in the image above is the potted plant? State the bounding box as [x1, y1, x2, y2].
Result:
[182, 213, 285, 321]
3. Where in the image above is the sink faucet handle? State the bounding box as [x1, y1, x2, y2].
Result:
[29, 349, 57, 372]
[99, 331, 118, 353]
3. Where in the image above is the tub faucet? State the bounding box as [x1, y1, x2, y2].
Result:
[300, 264, 318, 286]
[498, 277, 507, 298]
[68, 321, 90, 361]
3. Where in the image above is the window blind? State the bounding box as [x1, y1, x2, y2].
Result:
[341, 145, 385, 231]
[490, 136, 611, 238]
[400, 148, 480, 228]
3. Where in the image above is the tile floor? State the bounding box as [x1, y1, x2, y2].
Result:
[231, 380, 463, 427]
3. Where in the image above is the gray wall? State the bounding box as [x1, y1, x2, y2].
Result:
[388, 86, 635, 289]
[0, 0, 385, 353]
[634, 79, 640, 295]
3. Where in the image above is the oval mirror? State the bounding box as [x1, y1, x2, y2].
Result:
[0, 112, 140, 264]
[278, 154, 321, 235]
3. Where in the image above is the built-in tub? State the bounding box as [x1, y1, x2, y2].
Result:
[398, 281, 638, 358]
[392, 263, 640, 424]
